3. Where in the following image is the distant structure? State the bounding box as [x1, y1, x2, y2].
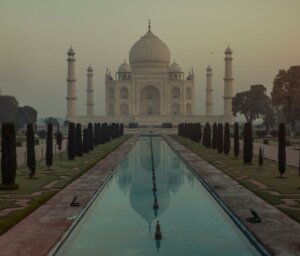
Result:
[223, 46, 234, 117]
[66, 21, 235, 125]
[66, 47, 77, 120]
[86, 65, 94, 117]
[205, 65, 213, 116]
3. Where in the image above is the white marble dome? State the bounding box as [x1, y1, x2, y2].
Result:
[168, 61, 182, 73]
[118, 60, 131, 72]
[129, 29, 171, 68]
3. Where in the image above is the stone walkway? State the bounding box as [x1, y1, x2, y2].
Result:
[233, 139, 300, 168]
[0, 135, 138, 256]
[165, 135, 300, 256]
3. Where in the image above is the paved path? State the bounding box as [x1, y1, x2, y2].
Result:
[0, 135, 138, 256]
[232, 139, 299, 168]
[165, 135, 300, 256]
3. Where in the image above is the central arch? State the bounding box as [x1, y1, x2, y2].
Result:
[140, 85, 160, 115]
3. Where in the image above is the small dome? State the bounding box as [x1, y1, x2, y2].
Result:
[129, 28, 171, 68]
[168, 61, 182, 73]
[118, 60, 131, 73]
[225, 45, 233, 54]
[87, 65, 93, 72]
[206, 65, 212, 71]
[67, 46, 75, 55]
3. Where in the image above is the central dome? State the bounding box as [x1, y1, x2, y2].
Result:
[129, 28, 171, 68]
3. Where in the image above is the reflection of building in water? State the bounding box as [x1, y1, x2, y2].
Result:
[118, 157, 131, 194]
[117, 137, 184, 227]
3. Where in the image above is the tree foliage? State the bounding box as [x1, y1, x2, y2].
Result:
[259, 147, 264, 167]
[88, 123, 94, 151]
[278, 123, 286, 177]
[243, 123, 253, 164]
[1, 123, 17, 186]
[0, 96, 19, 123]
[217, 123, 223, 154]
[76, 123, 83, 156]
[224, 123, 230, 155]
[68, 123, 76, 160]
[16, 106, 38, 130]
[232, 84, 273, 123]
[212, 123, 218, 150]
[46, 123, 53, 169]
[234, 122, 239, 157]
[271, 66, 300, 130]
[83, 128, 90, 154]
[26, 123, 36, 178]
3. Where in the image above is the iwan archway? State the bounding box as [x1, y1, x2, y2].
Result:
[140, 85, 160, 115]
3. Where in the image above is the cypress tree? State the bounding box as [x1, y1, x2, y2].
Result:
[224, 123, 230, 155]
[120, 123, 124, 136]
[76, 123, 83, 156]
[98, 123, 102, 145]
[243, 122, 253, 164]
[101, 123, 106, 144]
[217, 123, 223, 154]
[83, 128, 90, 154]
[46, 123, 53, 169]
[202, 124, 207, 146]
[259, 146, 264, 167]
[206, 123, 211, 148]
[212, 123, 218, 150]
[278, 123, 286, 177]
[1, 123, 17, 186]
[55, 131, 63, 162]
[68, 122, 76, 160]
[26, 123, 36, 178]
[88, 123, 94, 151]
[94, 123, 98, 146]
[199, 123, 202, 142]
[234, 122, 239, 157]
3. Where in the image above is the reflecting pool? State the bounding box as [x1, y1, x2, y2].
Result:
[55, 136, 261, 256]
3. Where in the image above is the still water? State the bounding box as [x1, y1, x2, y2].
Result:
[55, 136, 261, 256]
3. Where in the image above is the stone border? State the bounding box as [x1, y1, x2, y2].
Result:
[163, 135, 300, 256]
[0, 135, 138, 256]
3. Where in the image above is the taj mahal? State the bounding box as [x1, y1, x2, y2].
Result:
[66, 22, 235, 126]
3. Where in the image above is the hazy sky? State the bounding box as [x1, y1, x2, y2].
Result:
[0, 0, 299, 118]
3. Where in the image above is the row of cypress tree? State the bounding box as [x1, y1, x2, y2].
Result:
[1, 122, 124, 188]
[178, 122, 233, 155]
[178, 121, 287, 177]
[67, 122, 124, 161]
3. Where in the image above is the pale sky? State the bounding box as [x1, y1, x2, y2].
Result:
[0, 0, 299, 118]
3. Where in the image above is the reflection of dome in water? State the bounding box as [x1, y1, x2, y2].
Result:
[118, 158, 131, 194]
[129, 185, 170, 224]
[171, 157, 180, 169]
[169, 164, 184, 194]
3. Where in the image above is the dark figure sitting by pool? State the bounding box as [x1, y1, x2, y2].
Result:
[155, 220, 162, 240]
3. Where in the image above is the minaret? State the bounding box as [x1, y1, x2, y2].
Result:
[86, 65, 94, 117]
[223, 45, 234, 117]
[205, 65, 213, 116]
[66, 46, 77, 120]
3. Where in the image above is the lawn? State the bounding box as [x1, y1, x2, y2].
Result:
[0, 135, 131, 235]
[171, 135, 300, 223]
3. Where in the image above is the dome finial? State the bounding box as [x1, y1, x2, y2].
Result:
[148, 19, 151, 32]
